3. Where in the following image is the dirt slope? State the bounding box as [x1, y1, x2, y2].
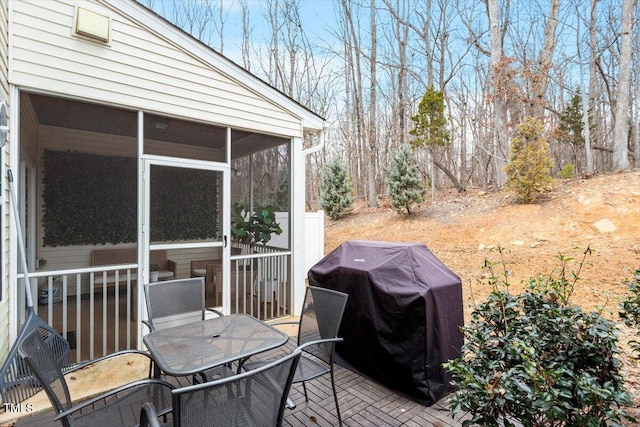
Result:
[323, 171, 640, 413]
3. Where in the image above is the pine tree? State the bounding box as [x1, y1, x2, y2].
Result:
[409, 86, 450, 148]
[386, 145, 426, 214]
[319, 161, 353, 220]
[505, 117, 554, 203]
[558, 92, 585, 149]
[409, 86, 466, 192]
[557, 91, 595, 176]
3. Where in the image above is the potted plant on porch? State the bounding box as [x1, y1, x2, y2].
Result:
[150, 263, 160, 282]
[231, 203, 283, 303]
[230, 202, 282, 248]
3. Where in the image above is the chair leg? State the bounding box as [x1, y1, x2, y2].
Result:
[285, 397, 296, 409]
[330, 367, 342, 426]
[302, 381, 309, 402]
[149, 360, 160, 379]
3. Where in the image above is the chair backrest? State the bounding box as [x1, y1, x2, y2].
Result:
[19, 329, 73, 423]
[172, 349, 301, 427]
[144, 278, 207, 331]
[298, 286, 348, 364]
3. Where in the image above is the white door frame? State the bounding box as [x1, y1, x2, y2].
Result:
[138, 153, 230, 347]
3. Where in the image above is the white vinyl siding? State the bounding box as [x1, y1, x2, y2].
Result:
[0, 0, 9, 360]
[10, 0, 304, 138]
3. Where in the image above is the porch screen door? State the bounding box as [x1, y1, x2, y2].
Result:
[145, 160, 227, 310]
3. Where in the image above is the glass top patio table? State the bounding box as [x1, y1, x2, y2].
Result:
[143, 313, 289, 377]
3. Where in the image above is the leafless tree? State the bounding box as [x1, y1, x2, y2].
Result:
[142, 0, 639, 207]
[486, 0, 509, 187]
[368, 0, 379, 207]
[612, 0, 636, 170]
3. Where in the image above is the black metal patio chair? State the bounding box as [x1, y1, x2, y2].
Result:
[243, 285, 348, 425]
[18, 328, 174, 427]
[143, 277, 232, 382]
[139, 348, 302, 427]
[143, 277, 223, 333]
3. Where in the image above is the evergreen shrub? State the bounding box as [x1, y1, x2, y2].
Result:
[504, 117, 554, 203]
[385, 144, 426, 214]
[444, 248, 635, 427]
[559, 163, 575, 179]
[319, 161, 353, 220]
[620, 270, 640, 357]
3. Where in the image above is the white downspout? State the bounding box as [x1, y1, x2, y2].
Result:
[302, 127, 326, 157]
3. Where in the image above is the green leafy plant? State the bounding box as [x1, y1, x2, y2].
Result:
[42, 150, 137, 246]
[444, 248, 635, 427]
[231, 202, 282, 246]
[619, 270, 640, 356]
[150, 264, 159, 272]
[42, 150, 220, 246]
[504, 117, 554, 204]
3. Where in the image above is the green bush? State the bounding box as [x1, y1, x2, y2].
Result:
[319, 161, 354, 220]
[504, 117, 554, 204]
[385, 144, 426, 214]
[559, 163, 575, 179]
[619, 270, 640, 356]
[444, 248, 635, 427]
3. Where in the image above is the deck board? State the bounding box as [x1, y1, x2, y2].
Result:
[7, 341, 468, 427]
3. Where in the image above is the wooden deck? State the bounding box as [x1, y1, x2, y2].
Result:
[7, 341, 467, 427]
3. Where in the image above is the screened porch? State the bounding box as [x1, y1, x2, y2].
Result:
[16, 92, 294, 363]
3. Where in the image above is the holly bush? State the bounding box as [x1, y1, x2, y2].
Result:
[444, 249, 635, 427]
[619, 270, 640, 356]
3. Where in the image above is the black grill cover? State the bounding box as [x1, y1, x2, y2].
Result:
[308, 240, 463, 404]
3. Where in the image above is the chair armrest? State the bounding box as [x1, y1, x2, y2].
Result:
[167, 259, 178, 277]
[205, 308, 224, 317]
[71, 349, 156, 372]
[206, 262, 218, 285]
[55, 378, 175, 422]
[140, 402, 162, 427]
[296, 337, 344, 352]
[269, 321, 299, 327]
[141, 319, 155, 333]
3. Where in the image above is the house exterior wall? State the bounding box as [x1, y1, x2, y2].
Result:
[0, 0, 9, 362]
[0, 0, 323, 362]
[10, 0, 304, 138]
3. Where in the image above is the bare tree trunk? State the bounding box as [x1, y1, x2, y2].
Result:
[487, 0, 508, 187]
[531, 0, 560, 117]
[612, 0, 635, 170]
[368, 0, 378, 207]
[267, 0, 280, 89]
[239, 0, 252, 72]
[397, 1, 409, 146]
[588, 0, 601, 173]
[341, 0, 366, 198]
[216, 0, 225, 54]
[578, 0, 595, 175]
[635, 6, 640, 168]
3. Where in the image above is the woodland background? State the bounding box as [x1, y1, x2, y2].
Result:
[141, 0, 639, 207]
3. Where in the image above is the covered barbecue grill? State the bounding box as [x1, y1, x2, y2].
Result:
[308, 240, 463, 404]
